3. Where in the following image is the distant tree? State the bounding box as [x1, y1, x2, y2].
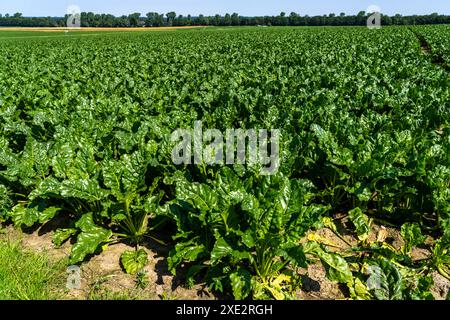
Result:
[145, 12, 157, 27]
[158, 14, 165, 26]
[231, 13, 240, 25]
[279, 12, 288, 26]
[128, 12, 141, 27]
[166, 11, 176, 26]
[146, 12, 164, 27]
[382, 14, 393, 25]
[430, 12, 439, 24]
[93, 14, 102, 27]
[213, 14, 222, 26]
[357, 11, 366, 25]
[174, 15, 187, 26]
[0, 10, 450, 28]
[119, 15, 130, 27]
[199, 14, 210, 25]
[105, 14, 115, 27]
[393, 13, 403, 25]
[289, 12, 301, 26]
[224, 13, 232, 26]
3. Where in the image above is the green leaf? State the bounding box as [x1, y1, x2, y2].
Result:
[241, 230, 255, 248]
[102, 160, 122, 197]
[61, 179, 108, 201]
[322, 252, 353, 284]
[38, 207, 61, 223]
[69, 213, 112, 264]
[349, 276, 372, 300]
[241, 194, 261, 219]
[24, 140, 51, 176]
[408, 276, 434, 300]
[211, 238, 253, 266]
[305, 242, 353, 284]
[120, 249, 148, 275]
[51, 143, 74, 179]
[230, 268, 252, 300]
[67, 144, 98, 180]
[176, 181, 219, 213]
[9, 203, 60, 227]
[215, 167, 246, 204]
[122, 151, 148, 192]
[0, 185, 13, 220]
[29, 178, 60, 200]
[348, 208, 370, 240]
[10, 204, 39, 228]
[168, 241, 207, 275]
[53, 228, 77, 247]
[401, 223, 426, 254]
[280, 245, 308, 268]
[211, 238, 233, 265]
[367, 259, 404, 300]
[186, 265, 207, 289]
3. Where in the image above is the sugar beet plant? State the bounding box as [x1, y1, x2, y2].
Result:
[0, 26, 449, 299]
[160, 168, 328, 299]
[413, 25, 450, 66]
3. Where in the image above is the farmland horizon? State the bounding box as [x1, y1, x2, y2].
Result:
[1, 0, 450, 18]
[3, 11, 450, 19]
[2, 9, 450, 29]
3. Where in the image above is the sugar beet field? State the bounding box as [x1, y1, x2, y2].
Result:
[0, 26, 449, 300]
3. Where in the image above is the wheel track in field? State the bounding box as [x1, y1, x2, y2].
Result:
[409, 28, 450, 73]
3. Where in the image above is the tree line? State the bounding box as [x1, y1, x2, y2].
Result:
[0, 11, 449, 28]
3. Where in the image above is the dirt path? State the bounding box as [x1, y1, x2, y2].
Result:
[410, 28, 450, 72]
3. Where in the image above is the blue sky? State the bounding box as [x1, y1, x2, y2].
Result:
[1, 0, 449, 17]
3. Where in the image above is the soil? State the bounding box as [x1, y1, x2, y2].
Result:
[1, 217, 449, 300]
[2, 224, 214, 300]
[298, 264, 346, 300]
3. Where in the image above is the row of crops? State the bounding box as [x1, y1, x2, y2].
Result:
[0, 26, 449, 300]
[414, 25, 450, 65]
